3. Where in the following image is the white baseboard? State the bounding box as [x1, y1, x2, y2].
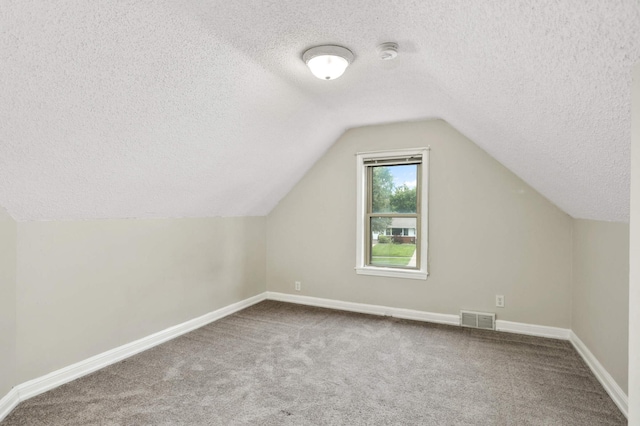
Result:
[569, 331, 628, 418]
[495, 320, 571, 340]
[268, 292, 627, 417]
[0, 292, 267, 423]
[0, 291, 628, 422]
[267, 292, 574, 341]
[0, 388, 19, 423]
[266, 292, 460, 326]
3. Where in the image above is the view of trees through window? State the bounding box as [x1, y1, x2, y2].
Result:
[369, 164, 418, 267]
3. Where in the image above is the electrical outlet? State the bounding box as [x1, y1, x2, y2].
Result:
[496, 295, 505, 308]
[295, 281, 301, 291]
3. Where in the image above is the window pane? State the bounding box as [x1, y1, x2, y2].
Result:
[371, 165, 417, 213]
[370, 217, 417, 268]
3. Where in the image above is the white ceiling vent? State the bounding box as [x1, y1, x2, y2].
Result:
[460, 310, 496, 330]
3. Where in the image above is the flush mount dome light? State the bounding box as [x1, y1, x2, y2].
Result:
[303, 45, 354, 80]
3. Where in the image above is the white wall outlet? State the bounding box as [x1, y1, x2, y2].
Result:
[295, 281, 301, 291]
[496, 295, 505, 308]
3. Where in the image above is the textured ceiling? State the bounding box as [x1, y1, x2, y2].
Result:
[1, 1, 639, 222]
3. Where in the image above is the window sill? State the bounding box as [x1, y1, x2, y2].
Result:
[355, 266, 428, 280]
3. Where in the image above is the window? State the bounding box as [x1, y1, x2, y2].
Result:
[355, 148, 429, 280]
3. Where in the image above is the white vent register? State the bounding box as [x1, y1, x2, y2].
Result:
[460, 310, 496, 330]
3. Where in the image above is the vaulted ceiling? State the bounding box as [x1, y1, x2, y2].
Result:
[1, 1, 639, 221]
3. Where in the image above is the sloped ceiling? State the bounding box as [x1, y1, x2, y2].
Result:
[1, 1, 639, 222]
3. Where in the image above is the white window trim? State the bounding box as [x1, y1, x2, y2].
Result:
[355, 147, 430, 280]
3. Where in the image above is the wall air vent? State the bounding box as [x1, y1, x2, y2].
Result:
[460, 310, 496, 330]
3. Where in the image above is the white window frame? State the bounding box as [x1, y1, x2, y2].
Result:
[355, 147, 430, 280]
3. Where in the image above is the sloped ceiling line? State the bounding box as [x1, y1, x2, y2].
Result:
[1, 1, 639, 221]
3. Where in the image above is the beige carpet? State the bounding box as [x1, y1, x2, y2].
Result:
[2, 301, 626, 425]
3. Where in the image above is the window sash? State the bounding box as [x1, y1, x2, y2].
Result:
[364, 162, 422, 270]
[355, 147, 429, 280]
[366, 214, 419, 269]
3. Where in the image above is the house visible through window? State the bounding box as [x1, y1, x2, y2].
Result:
[356, 148, 429, 280]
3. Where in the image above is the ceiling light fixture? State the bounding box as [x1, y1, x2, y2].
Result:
[302, 45, 354, 80]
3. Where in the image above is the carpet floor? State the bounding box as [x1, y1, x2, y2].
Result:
[1, 301, 626, 425]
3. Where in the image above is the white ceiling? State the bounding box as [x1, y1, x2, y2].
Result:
[1, 1, 639, 222]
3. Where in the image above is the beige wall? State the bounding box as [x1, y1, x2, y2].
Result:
[629, 63, 640, 423]
[1, 116, 629, 414]
[0, 206, 17, 396]
[15, 216, 265, 383]
[266, 119, 573, 327]
[0, 115, 631, 417]
[572, 219, 629, 394]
